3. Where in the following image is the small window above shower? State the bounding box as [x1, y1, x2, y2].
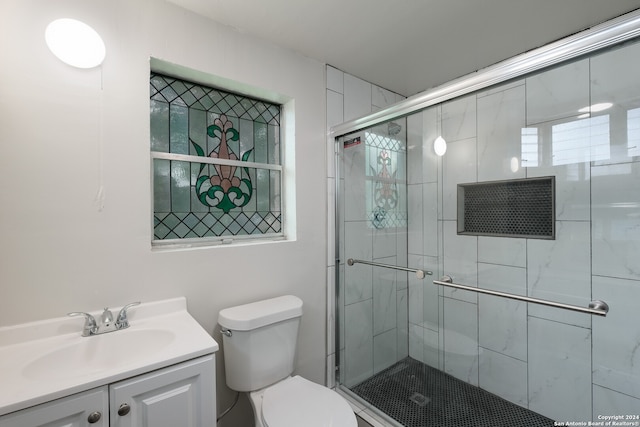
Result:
[457, 176, 555, 239]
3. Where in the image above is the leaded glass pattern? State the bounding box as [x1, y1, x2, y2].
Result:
[365, 131, 407, 229]
[150, 73, 282, 243]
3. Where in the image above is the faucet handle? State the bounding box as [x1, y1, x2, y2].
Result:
[101, 308, 114, 326]
[68, 312, 98, 336]
[116, 301, 141, 329]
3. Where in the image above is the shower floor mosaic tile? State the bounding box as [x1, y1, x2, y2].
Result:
[351, 357, 554, 427]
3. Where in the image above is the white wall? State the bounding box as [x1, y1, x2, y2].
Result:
[0, 1, 326, 425]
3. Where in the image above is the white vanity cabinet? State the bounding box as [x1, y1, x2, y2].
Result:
[0, 387, 109, 427]
[110, 354, 215, 427]
[0, 355, 215, 427]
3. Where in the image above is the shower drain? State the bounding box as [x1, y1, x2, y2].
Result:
[409, 392, 430, 407]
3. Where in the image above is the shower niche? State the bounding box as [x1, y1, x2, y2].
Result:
[457, 176, 555, 239]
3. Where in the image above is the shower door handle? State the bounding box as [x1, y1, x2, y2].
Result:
[347, 258, 432, 279]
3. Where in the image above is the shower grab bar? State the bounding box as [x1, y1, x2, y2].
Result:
[347, 258, 432, 279]
[433, 276, 609, 316]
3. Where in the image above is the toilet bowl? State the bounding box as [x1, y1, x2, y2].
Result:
[218, 295, 357, 427]
[250, 375, 356, 427]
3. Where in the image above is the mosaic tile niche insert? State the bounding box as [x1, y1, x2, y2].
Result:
[457, 176, 555, 239]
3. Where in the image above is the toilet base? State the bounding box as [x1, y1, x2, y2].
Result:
[245, 376, 357, 427]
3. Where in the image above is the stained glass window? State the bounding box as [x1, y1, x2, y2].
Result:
[150, 73, 282, 244]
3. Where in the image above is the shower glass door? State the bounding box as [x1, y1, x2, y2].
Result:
[336, 120, 410, 395]
[336, 35, 640, 426]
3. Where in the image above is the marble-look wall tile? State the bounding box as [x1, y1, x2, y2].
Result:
[526, 59, 589, 125]
[344, 299, 373, 387]
[528, 115, 612, 168]
[327, 65, 344, 94]
[592, 162, 640, 281]
[443, 298, 479, 386]
[373, 262, 397, 335]
[327, 177, 336, 266]
[442, 137, 477, 220]
[396, 225, 408, 270]
[373, 328, 397, 374]
[326, 90, 343, 180]
[477, 84, 526, 182]
[422, 107, 439, 184]
[423, 255, 440, 327]
[423, 183, 438, 258]
[373, 227, 397, 260]
[327, 265, 336, 355]
[327, 89, 344, 129]
[407, 113, 423, 185]
[593, 385, 640, 419]
[342, 137, 367, 221]
[443, 221, 478, 304]
[344, 74, 372, 121]
[408, 254, 424, 325]
[337, 177, 345, 262]
[397, 287, 409, 359]
[478, 263, 527, 295]
[372, 86, 398, 110]
[407, 183, 423, 255]
[527, 161, 591, 221]
[409, 323, 424, 362]
[527, 220, 591, 328]
[593, 275, 640, 400]
[442, 94, 476, 142]
[478, 264, 527, 361]
[344, 260, 372, 305]
[479, 348, 528, 407]
[591, 41, 640, 109]
[591, 41, 640, 165]
[528, 317, 591, 421]
[477, 80, 523, 98]
[423, 327, 440, 369]
[344, 220, 372, 262]
[478, 236, 526, 267]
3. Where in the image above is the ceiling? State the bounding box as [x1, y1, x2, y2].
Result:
[168, 0, 640, 97]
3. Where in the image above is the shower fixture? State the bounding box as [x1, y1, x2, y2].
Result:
[387, 121, 402, 136]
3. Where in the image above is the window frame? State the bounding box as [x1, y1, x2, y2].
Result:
[149, 68, 286, 248]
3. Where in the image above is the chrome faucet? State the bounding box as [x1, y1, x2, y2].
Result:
[68, 301, 141, 337]
[116, 302, 141, 330]
[67, 311, 98, 337]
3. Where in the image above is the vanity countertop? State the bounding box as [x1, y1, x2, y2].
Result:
[0, 297, 218, 416]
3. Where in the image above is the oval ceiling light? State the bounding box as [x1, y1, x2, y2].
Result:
[433, 136, 447, 156]
[45, 18, 105, 68]
[578, 102, 613, 114]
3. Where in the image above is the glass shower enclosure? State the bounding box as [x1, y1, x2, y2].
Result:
[334, 11, 640, 427]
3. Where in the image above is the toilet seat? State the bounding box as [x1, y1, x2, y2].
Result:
[261, 376, 357, 427]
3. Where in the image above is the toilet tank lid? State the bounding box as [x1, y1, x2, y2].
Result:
[218, 295, 303, 331]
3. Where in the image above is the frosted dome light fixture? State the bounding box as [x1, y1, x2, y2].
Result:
[45, 19, 105, 68]
[434, 136, 447, 156]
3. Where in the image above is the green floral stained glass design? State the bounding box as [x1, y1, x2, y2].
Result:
[150, 73, 282, 242]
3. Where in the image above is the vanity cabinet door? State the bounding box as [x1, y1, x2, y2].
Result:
[0, 386, 109, 427]
[109, 354, 215, 427]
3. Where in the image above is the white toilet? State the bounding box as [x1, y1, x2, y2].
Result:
[218, 295, 357, 427]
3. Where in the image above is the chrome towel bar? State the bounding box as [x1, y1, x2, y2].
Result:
[433, 276, 609, 317]
[347, 258, 432, 279]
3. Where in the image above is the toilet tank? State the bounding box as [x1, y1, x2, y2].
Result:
[218, 295, 303, 392]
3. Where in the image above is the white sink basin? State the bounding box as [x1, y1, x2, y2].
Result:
[0, 297, 218, 417]
[23, 328, 176, 381]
